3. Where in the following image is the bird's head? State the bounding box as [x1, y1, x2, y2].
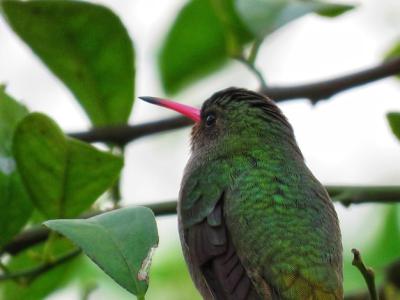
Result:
[140, 87, 299, 157]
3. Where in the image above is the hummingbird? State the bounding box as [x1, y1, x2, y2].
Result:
[140, 87, 342, 300]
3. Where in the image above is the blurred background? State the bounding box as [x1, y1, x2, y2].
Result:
[1, 0, 400, 299]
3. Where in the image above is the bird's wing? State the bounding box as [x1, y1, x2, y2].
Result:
[183, 200, 266, 299]
[179, 161, 275, 300]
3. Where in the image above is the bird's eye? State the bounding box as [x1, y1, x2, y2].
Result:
[205, 113, 216, 127]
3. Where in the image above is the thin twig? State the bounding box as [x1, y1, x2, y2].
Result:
[343, 258, 400, 299]
[0, 248, 81, 282]
[352, 248, 378, 300]
[68, 57, 400, 146]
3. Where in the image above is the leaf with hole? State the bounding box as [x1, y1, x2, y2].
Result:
[2, 0, 135, 126]
[0, 86, 32, 248]
[44, 207, 159, 297]
[13, 113, 123, 218]
[235, 0, 354, 39]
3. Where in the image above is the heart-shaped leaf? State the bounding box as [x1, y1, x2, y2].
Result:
[0, 86, 32, 248]
[2, 0, 135, 126]
[13, 113, 123, 218]
[159, 0, 252, 95]
[387, 112, 400, 141]
[44, 207, 159, 297]
[235, 0, 354, 39]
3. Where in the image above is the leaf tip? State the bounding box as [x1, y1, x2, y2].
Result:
[42, 219, 55, 229]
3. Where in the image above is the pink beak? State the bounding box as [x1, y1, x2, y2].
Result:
[139, 96, 201, 122]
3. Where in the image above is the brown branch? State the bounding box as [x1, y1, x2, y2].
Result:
[3, 185, 400, 256]
[1, 201, 178, 256]
[0, 248, 81, 282]
[68, 57, 400, 145]
[69, 116, 192, 145]
[262, 57, 400, 103]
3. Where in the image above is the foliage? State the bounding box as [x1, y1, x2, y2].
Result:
[235, 0, 353, 39]
[45, 207, 158, 298]
[387, 112, 400, 141]
[0, 87, 32, 248]
[2, 0, 135, 126]
[1, 239, 78, 300]
[13, 113, 123, 218]
[0, 0, 399, 299]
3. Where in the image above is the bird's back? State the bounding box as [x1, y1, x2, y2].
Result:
[224, 150, 343, 299]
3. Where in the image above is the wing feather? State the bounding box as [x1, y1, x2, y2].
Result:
[183, 201, 265, 300]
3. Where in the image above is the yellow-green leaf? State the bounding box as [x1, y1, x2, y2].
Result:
[0, 86, 32, 247]
[2, 0, 135, 126]
[13, 113, 123, 218]
[387, 112, 400, 141]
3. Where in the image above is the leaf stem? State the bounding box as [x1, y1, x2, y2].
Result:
[237, 55, 267, 89]
[110, 145, 124, 207]
[248, 39, 262, 65]
[42, 231, 57, 263]
[235, 39, 267, 89]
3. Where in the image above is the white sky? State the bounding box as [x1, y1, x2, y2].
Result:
[1, 0, 400, 298]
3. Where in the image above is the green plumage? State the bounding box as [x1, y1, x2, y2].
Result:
[177, 88, 342, 299]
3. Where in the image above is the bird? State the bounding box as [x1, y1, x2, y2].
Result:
[140, 87, 342, 300]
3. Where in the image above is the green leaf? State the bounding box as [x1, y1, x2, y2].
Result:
[2, 0, 135, 126]
[0, 86, 32, 247]
[1, 239, 79, 300]
[387, 112, 400, 141]
[159, 0, 252, 95]
[44, 207, 159, 297]
[235, 0, 354, 39]
[13, 113, 123, 218]
[316, 3, 354, 17]
[386, 42, 400, 60]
